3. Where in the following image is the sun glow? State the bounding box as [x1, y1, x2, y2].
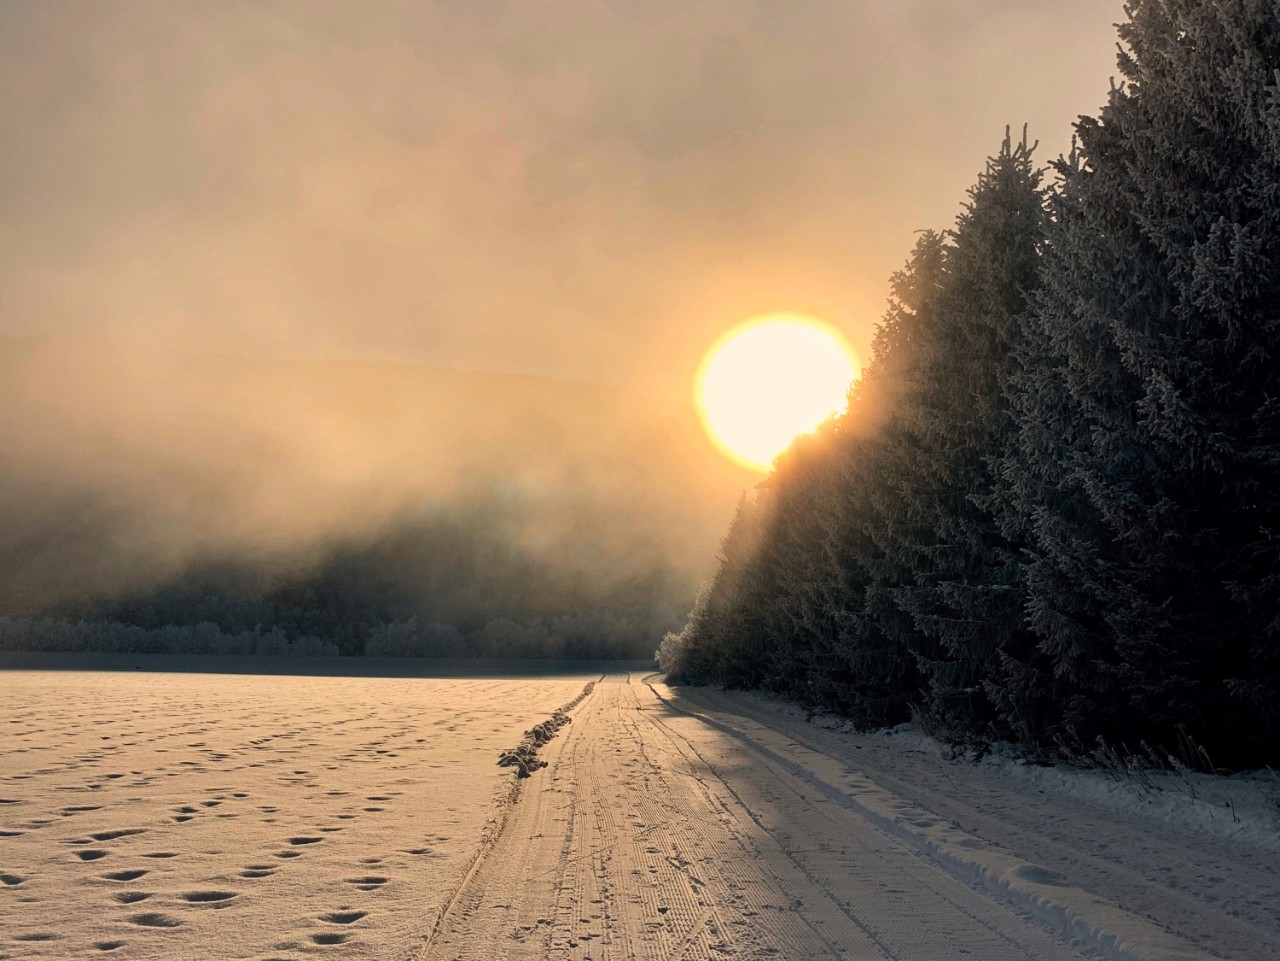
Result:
[696, 315, 858, 472]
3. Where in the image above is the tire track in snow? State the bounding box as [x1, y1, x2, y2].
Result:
[413, 676, 602, 959]
[635, 679, 1085, 960]
[422, 673, 1098, 960]
[648, 678, 1227, 961]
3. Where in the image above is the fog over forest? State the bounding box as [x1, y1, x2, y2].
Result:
[0, 1, 1122, 658]
[1, 337, 753, 656]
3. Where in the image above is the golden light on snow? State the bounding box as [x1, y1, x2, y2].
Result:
[696, 315, 858, 472]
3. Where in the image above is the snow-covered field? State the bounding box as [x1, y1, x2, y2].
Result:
[0, 668, 595, 960]
[4, 666, 1277, 961]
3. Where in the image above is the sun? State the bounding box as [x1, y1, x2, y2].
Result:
[696, 315, 857, 472]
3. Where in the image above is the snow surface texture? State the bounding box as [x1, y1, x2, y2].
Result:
[672, 686, 1280, 961]
[871, 723, 1280, 854]
[0, 669, 595, 959]
[4, 667, 1276, 960]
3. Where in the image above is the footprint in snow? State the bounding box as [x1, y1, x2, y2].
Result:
[319, 910, 367, 925]
[127, 913, 182, 928]
[179, 890, 239, 905]
[101, 869, 148, 882]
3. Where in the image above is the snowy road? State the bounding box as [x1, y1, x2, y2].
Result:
[422, 674, 1268, 961]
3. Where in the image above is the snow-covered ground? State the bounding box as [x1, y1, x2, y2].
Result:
[0, 667, 596, 959]
[4, 666, 1276, 960]
[668, 684, 1280, 961]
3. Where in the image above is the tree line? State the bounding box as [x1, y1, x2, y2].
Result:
[660, 0, 1280, 768]
[11, 505, 685, 660]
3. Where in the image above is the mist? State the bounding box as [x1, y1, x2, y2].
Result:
[1, 336, 748, 652]
[0, 0, 1123, 650]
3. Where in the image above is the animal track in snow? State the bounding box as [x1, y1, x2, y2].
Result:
[179, 890, 239, 904]
[5, 670, 601, 961]
[320, 910, 367, 924]
[127, 912, 182, 928]
[101, 869, 148, 882]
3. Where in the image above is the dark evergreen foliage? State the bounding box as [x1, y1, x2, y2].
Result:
[1002, 0, 1280, 764]
[888, 136, 1044, 743]
[659, 0, 1280, 768]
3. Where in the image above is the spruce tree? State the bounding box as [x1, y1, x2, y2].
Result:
[1003, 0, 1280, 762]
[657, 492, 775, 685]
[892, 131, 1046, 742]
[822, 232, 947, 726]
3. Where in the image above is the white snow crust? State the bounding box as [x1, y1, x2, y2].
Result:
[0, 667, 595, 959]
[4, 666, 1275, 961]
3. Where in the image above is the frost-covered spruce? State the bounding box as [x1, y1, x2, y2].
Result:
[886, 131, 1046, 744]
[1000, 0, 1280, 763]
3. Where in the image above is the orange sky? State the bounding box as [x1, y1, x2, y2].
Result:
[2, 0, 1123, 405]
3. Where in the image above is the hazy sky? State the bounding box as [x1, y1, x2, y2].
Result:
[2, 0, 1123, 403]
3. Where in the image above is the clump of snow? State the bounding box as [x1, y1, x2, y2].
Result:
[497, 680, 595, 777]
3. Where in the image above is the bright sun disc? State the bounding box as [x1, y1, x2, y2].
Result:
[696, 315, 858, 471]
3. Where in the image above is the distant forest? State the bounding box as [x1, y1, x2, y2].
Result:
[660, 1, 1280, 768]
[1, 514, 685, 660]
